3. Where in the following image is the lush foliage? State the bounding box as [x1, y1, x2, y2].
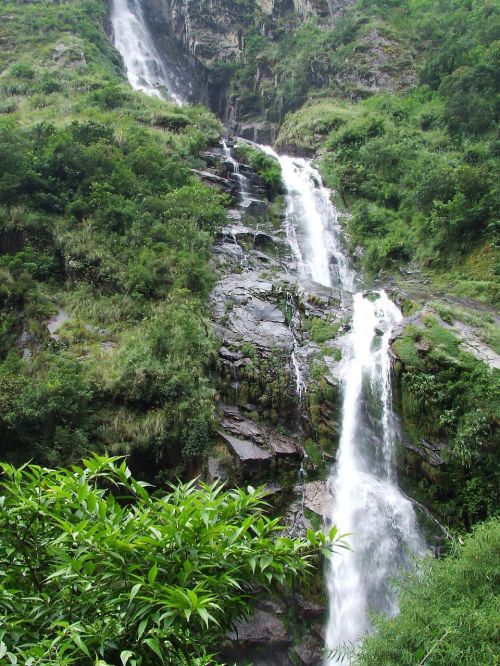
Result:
[223, 1, 416, 124]
[234, 142, 283, 199]
[355, 518, 500, 665]
[276, 0, 499, 302]
[0, 0, 225, 473]
[393, 315, 499, 528]
[0, 456, 344, 665]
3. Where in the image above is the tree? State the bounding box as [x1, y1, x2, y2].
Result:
[0, 456, 345, 665]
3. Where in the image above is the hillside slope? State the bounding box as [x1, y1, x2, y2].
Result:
[0, 0, 225, 474]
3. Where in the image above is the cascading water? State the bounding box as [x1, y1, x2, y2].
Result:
[221, 140, 251, 202]
[325, 293, 426, 663]
[108, 4, 424, 657]
[262, 148, 425, 661]
[259, 146, 354, 292]
[110, 0, 184, 104]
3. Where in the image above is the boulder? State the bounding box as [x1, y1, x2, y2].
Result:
[228, 610, 289, 644]
[294, 594, 326, 621]
[301, 480, 331, 519]
[220, 407, 303, 464]
[293, 635, 324, 665]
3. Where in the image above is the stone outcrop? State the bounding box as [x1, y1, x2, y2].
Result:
[136, 0, 412, 135]
[220, 609, 292, 666]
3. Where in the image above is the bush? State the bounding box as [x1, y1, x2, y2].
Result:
[0, 456, 343, 664]
[356, 518, 500, 666]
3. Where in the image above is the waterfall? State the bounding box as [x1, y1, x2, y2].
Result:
[221, 140, 251, 202]
[325, 292, 425, 663]
[260, 148, 425, 662]
[110, 0, 184, 104]
[259, 147, 354, 292]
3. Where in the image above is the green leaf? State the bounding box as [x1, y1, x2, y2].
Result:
[144, 638, 163, 659]
[148, 563, 158, 585]
[307, 528, 317, 545]
[321, 548, 334, 561]
[72, 633, 91, 657]
[129, 583, 142, 604]
[197, 606, 218, 628]
[120, 650, 134, 665]
[137, 618, 148, 640]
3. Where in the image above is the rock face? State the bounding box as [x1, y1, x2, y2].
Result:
[137, 0, 413, 135]
[197, 142, 344, 663]
[221, 609, 292, 666]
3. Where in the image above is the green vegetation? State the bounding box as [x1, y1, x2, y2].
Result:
[0, 455, 344, 665]
[276, 0, 499, 302]
[393, 315, 499, 528]
[0, 0, 225, 474]
[232, 346, 295, 422]
[227, 2, 416, 124]
[429, 300, 500, 354]
[234, 142, 283, 199]
[356, 518, 500, 665]
[303, 316, 340, 344]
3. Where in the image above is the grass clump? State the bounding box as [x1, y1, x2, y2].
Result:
[235, 141, 283, 199]
[304, 317, 340, 344]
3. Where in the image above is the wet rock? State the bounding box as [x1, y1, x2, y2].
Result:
[297, 279, 341, 313]
[323, 356, 343, 387]
[217, 431, 272, 479]
[402, 435, 446, 467]
[240, 197, 268, 220]
[283, 481, 331, 539]
[227, 208, 243, 222]
[221, 621, 292, 665]
[207, 456, 228, 482]
[301, 480, 331, 518]
[263, 482, 283, 496]
[221, 411, 265, 443]
[293, 634, 324, 665]
[220, 407, 303, 464]
[192, 169, 236, 196]
[375, 320, 390, 336]
[267, 432, 302, 460]
[294, 595, 326, 621]
[211, 272, 295, 353]
[219, 346, 243, 362]
[390, 311, 426, 343]
[227, 609, 290, 645]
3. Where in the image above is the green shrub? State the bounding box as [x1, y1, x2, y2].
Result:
[304, 317, 340, 344]
[356, 518, 500, 666]
[0, 456, 342, 664]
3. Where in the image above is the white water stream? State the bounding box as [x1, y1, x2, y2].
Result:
[110, 5, 425, 661]
[110, 0, 184, 104]
[261, 148, 425, 660]
[324, 293, 425, 662]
